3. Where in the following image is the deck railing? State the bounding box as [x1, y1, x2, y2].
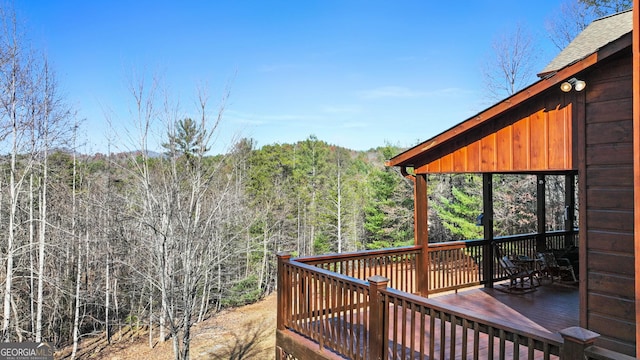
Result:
[277, 254, 588, 359]
[427, 240, 484, 293]
[422, 230, 577, 295]
[371, 277, 563, 360]
[288, 230, 578, 298]
[277, 253, 371, 360]
[295, 246, 421, 294]
[276, 228, 631, 360]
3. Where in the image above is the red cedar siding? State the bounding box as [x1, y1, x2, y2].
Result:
[496, 126, 512, 169]
[467, 141, 480, 172]
[512, 118, 530, 169]
[529, 110, 548, 170]
[583, 53, 635, 355]
[420, 103, 573, 173]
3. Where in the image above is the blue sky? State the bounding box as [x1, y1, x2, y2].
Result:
[16, 1, 563, 154]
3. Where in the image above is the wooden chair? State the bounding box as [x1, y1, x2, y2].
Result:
[498, 256, 540, 291]
[537, 252, 577, 282]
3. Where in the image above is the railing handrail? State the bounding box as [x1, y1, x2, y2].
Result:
[294, 244, 422, 264]
[287, 257, 372, 286]
[438, 228, 577, 246]
[291, 229, 575, 265]
[381, 286, 564, 350]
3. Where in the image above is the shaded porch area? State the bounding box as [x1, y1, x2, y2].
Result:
[429, 283, 579, 334]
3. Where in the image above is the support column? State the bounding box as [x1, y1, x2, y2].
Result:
[559, 327, 600, 359]
[276, 252, 291, 332]
[415, 174, 430, 296]
[632, 0, 640, 358]
[564, 173, 576, 248]
[482, 173, 494, 288]
[633, 1, 640, 356]
[536, 175, 547, 252]
[368, 276, 389, 360]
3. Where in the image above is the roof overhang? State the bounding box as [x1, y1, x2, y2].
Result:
[386, 32, 632, 170]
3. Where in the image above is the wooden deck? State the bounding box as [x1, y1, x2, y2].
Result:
[282, 282, 578, 359]
[377, 282, 577, 359]
[428, 282, 579, 334]
[277, 250, 583, 359]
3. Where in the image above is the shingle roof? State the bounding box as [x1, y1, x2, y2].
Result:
[539, 9, 632, 76]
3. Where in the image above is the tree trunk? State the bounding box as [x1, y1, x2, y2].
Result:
[105, 255, 110, 344]
[71, 246, 82, 359]
[2, 50, 19, 343]
[29, 175, 35, 336]
[35, 149, 48, 343]
[148, 294, 153, 348]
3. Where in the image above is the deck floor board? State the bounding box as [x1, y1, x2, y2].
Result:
[429, 282, 579, 333]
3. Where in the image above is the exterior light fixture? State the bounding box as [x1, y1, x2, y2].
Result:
[560, 78, 586, 92]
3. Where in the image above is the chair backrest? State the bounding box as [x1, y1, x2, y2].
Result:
[494, 244, 507, 260]
[538, 252, 559, 268]
[499, 256, 518, 275]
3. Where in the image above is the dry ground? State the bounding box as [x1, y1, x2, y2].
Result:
[56, 293, 277, 360]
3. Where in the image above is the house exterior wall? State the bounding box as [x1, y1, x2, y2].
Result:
[579, 49, 636, 355]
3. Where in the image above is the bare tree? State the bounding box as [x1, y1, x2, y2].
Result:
[546, 0, 632, 51]
[482, 23, 540, 102]
[582, 0, 632, 16]
[119, 73, 250, 360]
[545, 0, 595, 50]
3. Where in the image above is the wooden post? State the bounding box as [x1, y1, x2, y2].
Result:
[564, 173, 576, 248]
[632, 2, 640, 356]
[276, 252, 291, 331]
[414, 174, 430, 296]
[368, 275, 389, 360]
[536, 175, 547, 252]
[559, 326, 599, 359]
[482, 173, 495, 288]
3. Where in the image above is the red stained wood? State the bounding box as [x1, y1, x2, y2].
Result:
[529, 110, 548, 170]
[431, 286, 578, 334]
[496, 126, 513, 170]
[512, 116, 530, 169]
[420, 105, 574, 174]
[548, 106, 570, 169]
[480, 133, 496, 171]
[634, 3, 640, 354]
[440, 153, 453, 173]
[453, 147, 467, 172]
[466, 141, 480, 172]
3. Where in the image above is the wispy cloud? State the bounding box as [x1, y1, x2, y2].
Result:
[226, 110, 322, 125]
[257, 63, 305, 73]
[357, 86, 460, 99]
[321, 105, 362, 114]
[340, 121, 368, 129]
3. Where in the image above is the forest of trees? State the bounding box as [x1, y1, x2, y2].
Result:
[0, 126, 573, 358]
[0, 0, 628, 359]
